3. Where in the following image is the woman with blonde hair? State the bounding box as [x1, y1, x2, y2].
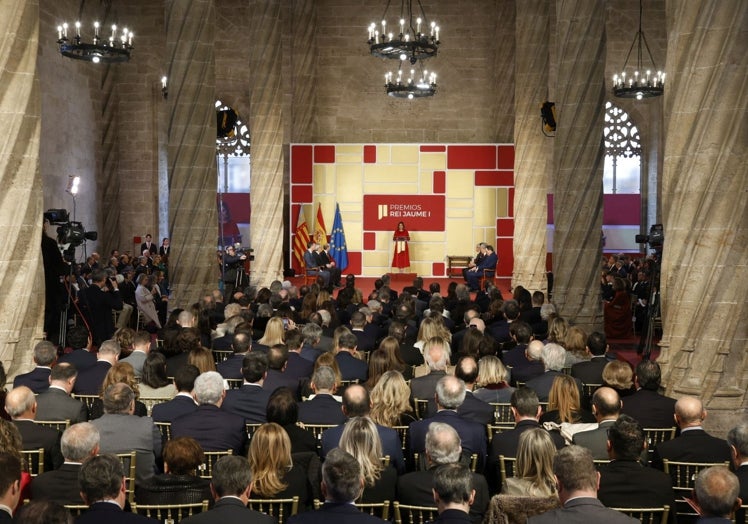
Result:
[602, 360, 635, 397]
[414, 316, 452, 356]
[473, 355, 514, 403]
[546, 316, 568, 347]
[503, 428, 558, 497]
[187, 347, 216, 373]
[247, 423, 310, 507]
[369, 371, 416, 427]
[256, 317, 285, 349]
[114, 327, 136, 358]
[338, 416, 397, 503]
[563, 326, 589, 367]
[90, 362, 147, 419]
[539, 374, 594, 425]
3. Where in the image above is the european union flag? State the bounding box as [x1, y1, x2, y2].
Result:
[329, 203, 349, 271]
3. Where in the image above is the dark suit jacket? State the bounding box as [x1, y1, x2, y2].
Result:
[263, 369, 302, 397]
[59, 349, 97, 371]
[409, 410, 487, 470]
[321, 421, 405, 473]
[620, 389, 677, 429]
[297, 394, 346, 425]
[597, 459, 677, 524]
[527, 497, 639, 524]
[525, 370, 583, 402]
[434, 509, 474, 524]
[150, 393, 198, 423]
[76, 501, 159, 524]
[216, 353, 245, 380]
[181, 497, 275, 524]
[80, 284, 123, 345]
[286, 352, 315, 381]
[351, 330, 377, 353]
[31, 462, 85, 504]
[35, 386, 88, 424]
[397, 469, 489, 524]
[507, 360, 545, 386]
[222, 384, 271, 423]
[171, 404, 248, 455]
[399, 343, 425, 367]
[572, 419, 616, 459]
[424, 391, 494, 426]
[13, 367, 51, 393]
[410, 370, 447, 402]
[335, 352, 368, 382]
[165, 351, 190, 378]
[288, 501, 386, 524]
[651, 428, 732, 470]
[570, 356, 608, 385]
[13, 419, 64, 470]
[73, 360, 112, 395]
[300, 343, 323, 363]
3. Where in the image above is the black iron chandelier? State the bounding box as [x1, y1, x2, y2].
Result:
[56, 20, 133, 64]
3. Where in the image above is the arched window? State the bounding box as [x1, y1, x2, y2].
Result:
[603, 101, 640, 194]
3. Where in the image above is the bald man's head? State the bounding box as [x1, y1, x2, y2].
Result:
[675, 396, 705, 428]
[342, 384, 370, 417]
[591, 387, 621, 421]
[526, 340, 544, 361]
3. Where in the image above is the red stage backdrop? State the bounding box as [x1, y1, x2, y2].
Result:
[363, 195, 446, 231]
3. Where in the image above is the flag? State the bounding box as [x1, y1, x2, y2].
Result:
[292, 206, 310, 274]
[329, 203, 349, 271]
[314, 203, 327, 245]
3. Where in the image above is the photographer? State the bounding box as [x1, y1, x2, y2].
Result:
[79, 268, 123, 347]
[221, 245, 246, 304]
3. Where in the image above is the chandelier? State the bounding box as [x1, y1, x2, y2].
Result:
[612, 0, 663, 100]
[367, 0, 440, 99]
[56, 21, 133, 64]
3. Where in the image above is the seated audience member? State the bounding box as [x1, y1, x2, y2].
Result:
[338, 417, 397, 503]
[334, 332, 368, 382]
[692, 466, 742, 523]
[410, 337, 451, 402]
[151, 365, 199, 423]
[727, 423, 748, 521]
[34, 363, 88, 424]
[300, 323, 325, 363]
[526, 446, 638, 524]
[216, 331, 251, 379]
[651, 395, 732, 470]
[500, 321, 532, 366]
[601, 360, 636, 398]
[171, 371, 248, 455]
[571, 387, 621, 459]
[90, 362, 147, 419]
[596, 415, 676, 523]
[13, 341, 57, 394]
[74, 339, 120, 395]
[620, 360, 676, 428]
[503, 428, 558, 497]
[76, 454, 159, 523]
[0, 452, 22, 522]
[570, 331, 609, 384]
[91, 383, 161, 486]
[135, 436, 212, 505]
[508, 339, 546, 387]
[369, 370, 416, 427]
[263, 343, 303, 394]
[604, 277, 633, 340]
[398, 422, 489, 524]
[31, 422, 100, 505]
[447, 356, 494, 425]
[6, 386, 64, 471]
[525, 343, 583, 402]
[287, 448, 385, 524]
[120, 331, 151, 378]
[0, 420, 30, 511]
[431, 463, 476, 524]
[13, 500, 71, 524]
[539, 374, 595, 426]
[222, 351, 271, 423]
[58, 325, 97, 371]
[280, 329, 315, 385]
[297, 366, 346, 425]
[562, 326, 590, 368]
[138, 352, 177, 399]
[473, 355, 514, 404]
[266, 387, 317, 454]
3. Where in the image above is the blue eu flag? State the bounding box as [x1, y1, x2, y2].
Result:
[329, 203, 349, 271]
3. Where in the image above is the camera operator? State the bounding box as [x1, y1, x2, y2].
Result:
[79, 268, 123, 347]
[221, 245, 246, 304]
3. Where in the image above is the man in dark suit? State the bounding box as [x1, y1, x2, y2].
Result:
[263, 343, 303, 396]
[320, 385, 405, 473]
[76, 454, 158, 524]
[31, 421, 100, 504]
[58, 324, 97, 371]
[727, 423, 748, 522]
[287, 448, 386, 524]
[0, 453, 22, 523]
[74, 339, 120, 395]
[222, 352, 271, 423]
[465, 245, 498, 292]
[283, 329, 315, 385]
[12, 340, 57, 394]
[570, 331, 609, 385]
[140, 234, 155, 256]
[452, 356, 493, 425]
[505, 339, 545, 386]
[79, 268, 123, 346]
[410, 339, 449, 402]
[334, 332, 368, 382]
[597, 415, 677, 524]
[216, 331, 251, 380]
[525, 343, 583, 401]
[651, 395, 732, 470]
[350, 311, 376, 353]
[388, 320, 423, 367]
[409, 375, 487, 472]
[431, 463, 477, 524]
[572, 387, 621, 459]
[151, 365, 199, 423]
[528, 446, 638, 524]
[620, 360, 677, 429]
[297, 366, 346, 425]
[303, 241, 330, 288]
[500, 321, 532, 367]
[35, 363, 88, 423]
[6, 386, 64, 471]
[692, 466, 742, 524]
[398, 423, 489, 524]
[181, 455, 274, 524]
[171, 371, 248, 455]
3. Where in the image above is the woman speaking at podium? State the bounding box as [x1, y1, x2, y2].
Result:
[392, 221, 410, 272]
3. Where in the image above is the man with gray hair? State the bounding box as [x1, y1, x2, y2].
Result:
[74, 338, 120, 394]
[506, 338, 545, 385]
[171, 371, 248, 455]
[92, 383, 161, 486]
[410, 337, 450, 402]
[409, 375, 487, 472]
[12, 340, 57, 393]
[398, 422, 489, 523]
[728, 423, 748, 514]
[693, 466, 742, 523]
[297, 366, 346, 425]
[31, 422, 100, 504]
[6, 385, 64, 471]
[300, 322, 324, 362]
[525, 343, 583, 401]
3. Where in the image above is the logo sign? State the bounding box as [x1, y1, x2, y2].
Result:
[363, 195, 445, 231]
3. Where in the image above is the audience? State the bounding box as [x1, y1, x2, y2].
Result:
[338, 416, 397, 503]
[693, 466, 742, 523]
[503, 428, 558, 497]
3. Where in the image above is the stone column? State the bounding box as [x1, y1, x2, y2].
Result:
[658, 1, 748, 425]
[165, 0, 218, 308]
[512, 0, 550, 293]
[248, 0, 285, 286]
[0, 0, 44, 377]
[550, 0, 606, 331]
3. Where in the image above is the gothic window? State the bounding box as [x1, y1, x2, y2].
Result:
[603, 101, 641, 194]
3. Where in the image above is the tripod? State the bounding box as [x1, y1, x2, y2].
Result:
[638, 253, 661, 359]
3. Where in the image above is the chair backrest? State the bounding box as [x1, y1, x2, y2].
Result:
[246, 422, 263, 439]
[212, 349, 233, 364]
[36, 420, 71, 432]
[139, 397, 167, 417]
[22, 448, 45, 476]
[248, 496, 299, 524]
[115, 451, 137, 505]
[643, 427, 677, 451]
[498, 455, 516, 485]
[663, 460, 729, 522]
[198, 450, 233, 479]
[357, 500, 390, 520]
[393, 502, 438, 524]
[72, 394, 98, 415]
[225, 378, 243, 390]
[132, 500, 209, 522]
[487, 424, 514, 441]
[581, 383, 602, 399]
[339, 379, 359, 388]
[392, 425, 409, 451]
[413, 398, 429, 419]
[301, 423, 337, 455]
[610, 505, 670, 524]
[489, 402, 514, 424]
[155, 421, 172, 441]
[64, 504, 89, 517]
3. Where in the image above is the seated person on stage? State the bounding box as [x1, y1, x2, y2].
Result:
[465, 245, 498, 292]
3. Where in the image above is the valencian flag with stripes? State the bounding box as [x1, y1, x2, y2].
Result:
[329, 203, 349, 271]
[292, 206, 310, 274]
[314, 203, 327, 245]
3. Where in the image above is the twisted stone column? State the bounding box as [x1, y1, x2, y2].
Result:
[550, 0, 606, 331]
[165, 0, 218, 308]
[513, 0, 550, 293]
[289, 0, 316, 141]
[0, 0, 44, 376]
[658, 1, 748, 421]
[248, 0, 285, 286]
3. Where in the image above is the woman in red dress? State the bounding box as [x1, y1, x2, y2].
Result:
[392, 221, 410, 271]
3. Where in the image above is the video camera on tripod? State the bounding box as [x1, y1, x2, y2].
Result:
[635, 224, 664, 254]
[44, 209, 98, 262]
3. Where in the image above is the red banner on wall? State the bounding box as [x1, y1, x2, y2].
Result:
[363, 195, 445, 231]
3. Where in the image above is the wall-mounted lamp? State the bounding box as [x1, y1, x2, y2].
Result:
[161, 76, 168, 99]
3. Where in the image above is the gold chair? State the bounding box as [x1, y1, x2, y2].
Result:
[643, 427, 677, 453]
[36, 420, 71, 432]
[663, 459, 730, 521]
[115, 451, 137, 505]
[155, 421, 172, 441]
[248, 496, 299, 524]
[246, 422, 263, 439]
[198, 450, 233, 479]
[132, 501, 209, 522]
[478, 261, 499, 289]
[64, 505, 89, 517]
[212, 349, 233, 364]
[582, 383, 602, 399]
[393, 502, 438, 524]
[489, 402, 514, 424]
[486, 424, 513, 441]
[22, 448, 45, 476]
[300, 423, 337, 455]
[72, 394, 98, 416]
[498, 454, 517, 485]
[225, 378, 243, 390]
[610, 505, 670, 524]
[413, 399, 429, 419]
[356, 501, 390, 520]
[139, 397, 167, 417]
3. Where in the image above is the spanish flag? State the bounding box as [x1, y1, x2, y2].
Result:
[314, 203, 328, 246]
